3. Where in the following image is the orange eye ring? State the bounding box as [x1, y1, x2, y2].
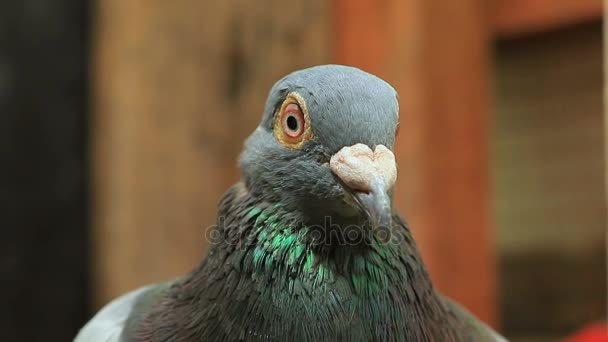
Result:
[281, 103, 305, 138]
[273, 92, 313, 149]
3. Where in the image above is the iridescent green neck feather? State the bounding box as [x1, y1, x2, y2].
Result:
[133, 184, 469, 341]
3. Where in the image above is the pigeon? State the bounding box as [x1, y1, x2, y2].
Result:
[76, 65, 506, 342]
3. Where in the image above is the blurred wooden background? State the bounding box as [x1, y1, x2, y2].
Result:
[494, 21, 605, 339]
[90, 0, 604, 340]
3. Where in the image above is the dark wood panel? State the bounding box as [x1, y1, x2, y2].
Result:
[0, 1, 90, 341]
[493, 22, 605, 337]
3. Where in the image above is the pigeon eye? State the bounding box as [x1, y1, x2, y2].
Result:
[281, 104, 305, 138]
[273, 92, 313, 149]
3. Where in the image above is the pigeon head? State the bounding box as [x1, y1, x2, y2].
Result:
[239, 65, 399, 230]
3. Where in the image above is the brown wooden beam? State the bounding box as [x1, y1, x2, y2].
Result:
[493, 0, 603, 37]
[93, 0, 331, 307]
[335, 0, 498, 327]
[604, 0, 608, 244]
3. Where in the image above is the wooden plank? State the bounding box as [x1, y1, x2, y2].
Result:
[493, 0, 603, 37]
[93, 0, 330, 307]
[335, 0, 498, 326]
[605, 0, 608, 268]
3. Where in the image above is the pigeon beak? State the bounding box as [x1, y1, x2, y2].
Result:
[352, 178, 393, 232]
[329, 144, 397, 233]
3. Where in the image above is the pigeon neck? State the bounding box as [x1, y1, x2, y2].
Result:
[148, 183, 450, 340]
[204, 183, 436, 296]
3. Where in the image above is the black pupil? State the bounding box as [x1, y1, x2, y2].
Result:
[286, 115, 299, 131]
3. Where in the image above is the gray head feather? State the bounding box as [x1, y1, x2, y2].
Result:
[259, 64, 399, 153]
[239, 65, 399, 223]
